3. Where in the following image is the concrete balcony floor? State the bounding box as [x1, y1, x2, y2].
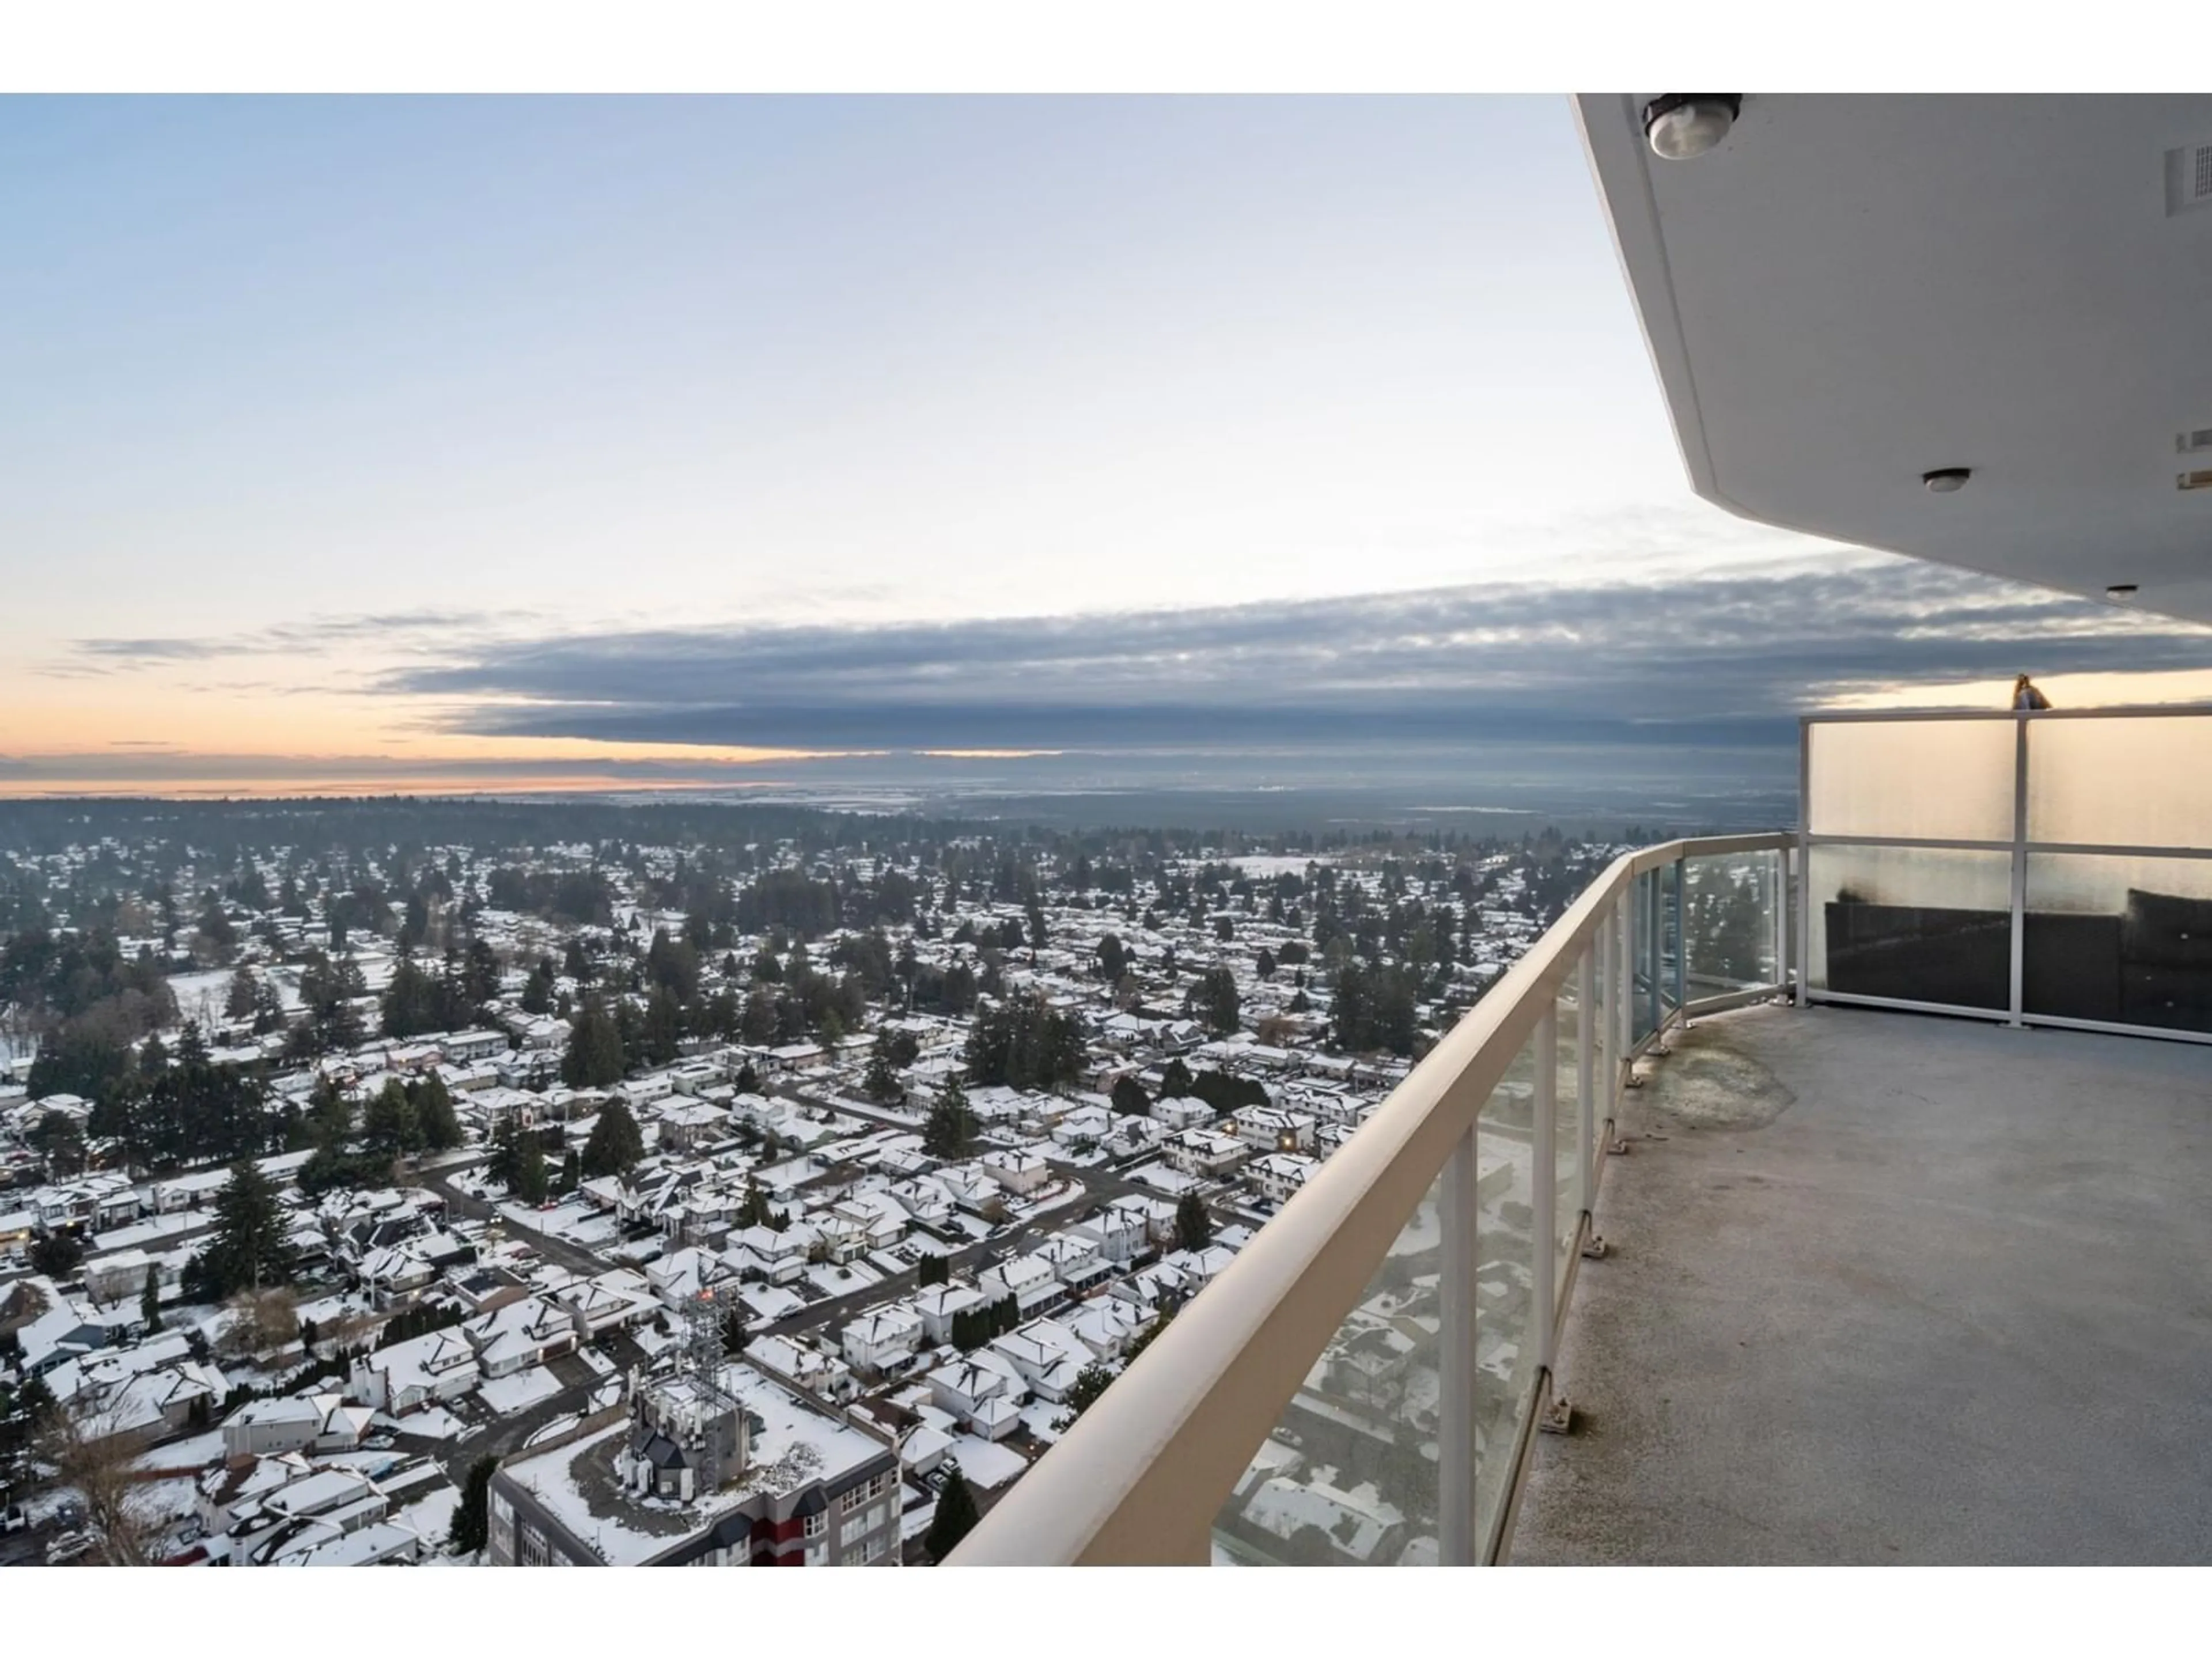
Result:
[1512, 1001, 2212, 1565]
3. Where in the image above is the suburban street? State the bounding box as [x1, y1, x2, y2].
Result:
[378, 1080, 1224, 1502]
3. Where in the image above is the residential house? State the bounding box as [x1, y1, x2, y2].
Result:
[462, 1294, 579, 1378]
[349, 1329, 480, 1414]
[979, 1148, 1050, 1196]
[978, 1251, 1063, 1320]
[1248, 1152, 1322, 1207]
[840, 1304, 923, 1380]
[1165, 1127, 1249, 1179]
[912, 1283, 986, 1348]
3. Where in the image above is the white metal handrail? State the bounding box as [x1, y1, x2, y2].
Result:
[950, 831, 1794, 1566]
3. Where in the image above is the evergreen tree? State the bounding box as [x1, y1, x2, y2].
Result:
[562, 997, 626, 1088]
[305, 1074, 353, 1152]
[922, 1077, 976, 1160]
[224, 966, 258, 1020]
[925, 1465, 980, 1563]
[862, 1031, 906, 1103]
[140, 1263, 162, 1333]
[1185, 966, 1240, 1037]
[486, 1116, 521, 1191]
[1175, 1191, 1214, 1252]
[31, 1230, 83, 1280]
[641, 986, 684, 1066]
[449, 1455, 498, 1556]
[962, 992, 1085, 1090]
[361, 1078, 419, 1162]
[1052, 1361, 1116, 1432]
[412, 1072, 463, 1152]
[512, 1139, 551, 1206]
[463, 936, 502, 1009]
[379, 954, 446, 1039]
[204, 1159, 291, 1297]
[1110, 1075, 1152, 1118]
[582, 1100, 646, 1178]
[521, 959, 557, 1015]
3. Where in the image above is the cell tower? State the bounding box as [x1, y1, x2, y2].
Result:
[683, 1287, 743, 1498]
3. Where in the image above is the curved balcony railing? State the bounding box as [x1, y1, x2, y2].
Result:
[951, 832, 1796, 1566]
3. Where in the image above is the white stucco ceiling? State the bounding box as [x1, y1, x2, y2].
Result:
[1577, 93, 2212, 626]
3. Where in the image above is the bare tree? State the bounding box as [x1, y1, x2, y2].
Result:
[218, 1287, 300, 1360]
[321, 1307, 378, 1358]
[36, 1396, 158, 1566]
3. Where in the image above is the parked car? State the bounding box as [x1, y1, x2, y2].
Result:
[45, 1530, 97, 1565]
[0, 1503, 28, 1534]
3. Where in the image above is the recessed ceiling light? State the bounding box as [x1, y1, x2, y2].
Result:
[1642, 95, 1742, 161]
[1922, 468, 1971, 494]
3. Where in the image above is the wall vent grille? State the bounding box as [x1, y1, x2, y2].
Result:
[2165, 143, 2212, 213]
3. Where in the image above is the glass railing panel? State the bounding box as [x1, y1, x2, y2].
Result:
[1209, 1162, 1450, 1566]
[1807, 717, 2016, 842]
[1805, 844, 2013, 1010]
[1473, 1031, 1540, 1552]
[2024, 852, 2212, 1033]
[1551, 977, 1583, 1287]
[1683, 848, 1781, 994]
[1630, 870, 1659, 1045]
[2026, 714, 2212, 850]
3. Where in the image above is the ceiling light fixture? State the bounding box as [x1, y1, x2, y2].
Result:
[1642, 95, 1742, 161]
[1922, 468, 1972, 493]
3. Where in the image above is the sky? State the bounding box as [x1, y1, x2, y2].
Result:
[5, 94, 2208, 798]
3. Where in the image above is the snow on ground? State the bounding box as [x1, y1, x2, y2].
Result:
[476, 1365, 564, 1415]
[521, 1384, 616, 1446]
[91, 1212, 210, 1253]
[739, 1284, 804, 1321]
[163, 970, 236, 1029]
[1012, 1180, 1088, 1222]
[901, 1498, 938, 1541]
[1017, 1403, 1065, 1446]
[389, 1484, 460, 1548]
[527, 1199, 622, 1250]
[946, 1434, 1028, 1491]
[1219, 856, 1325, 878]
[132, 1475, 202, 1531]
[417, 1149, 484, 1172]
[293, 1289, 377, 1328]
[132, 1430, 225, 1472]
[805, 1261, 882, 1298]
[578, 1345, 615, 1377]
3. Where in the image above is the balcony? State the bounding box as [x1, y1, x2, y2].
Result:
[949, 707, 2212, 1566]
[1513, 1000, 2212, 1565]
